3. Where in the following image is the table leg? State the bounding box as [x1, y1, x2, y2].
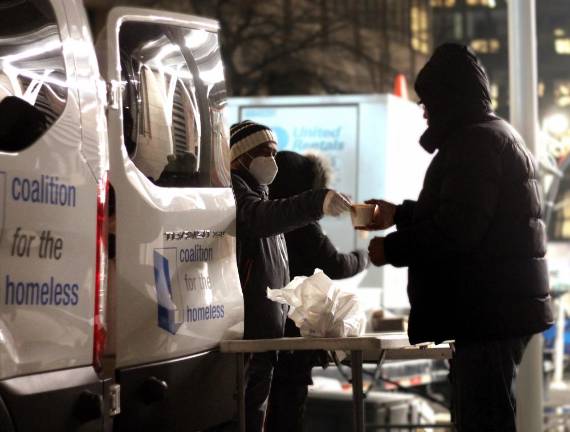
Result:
[236, 352, 245, 432]
[351, 350, 364, 432]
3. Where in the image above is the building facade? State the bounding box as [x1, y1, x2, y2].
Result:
[86, 0, 432, 97]
[432, 0, 570, 141]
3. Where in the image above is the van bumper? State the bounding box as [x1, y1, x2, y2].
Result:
[0, 366, 105, 432]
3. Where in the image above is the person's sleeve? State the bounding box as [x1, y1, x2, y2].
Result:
[384, 130, 502, 267]
[232, 175, 328, 238]
[394, 200, 417, 230]
[289, 224, 369, 279]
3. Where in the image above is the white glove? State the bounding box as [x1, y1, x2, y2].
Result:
[323, 191, 351, 217]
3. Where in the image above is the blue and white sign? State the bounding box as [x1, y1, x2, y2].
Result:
[240, 104, 359, 253]
[152, 243, 230, 336]
[241, 105, 358, 196]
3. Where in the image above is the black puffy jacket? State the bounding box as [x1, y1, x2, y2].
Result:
[231, 169, 327, 340]
[384, 44, 553, 344]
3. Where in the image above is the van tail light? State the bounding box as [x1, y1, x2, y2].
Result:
[94, 173, 109, 371]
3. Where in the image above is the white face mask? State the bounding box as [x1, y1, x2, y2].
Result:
[248, 155, 278, 185]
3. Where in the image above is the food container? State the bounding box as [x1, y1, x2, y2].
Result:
[350, 203, 376, 228]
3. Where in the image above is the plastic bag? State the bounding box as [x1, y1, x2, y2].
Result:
[267, 269, 366, 337]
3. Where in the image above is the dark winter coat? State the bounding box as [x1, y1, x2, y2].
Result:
[231, 169, 328, 340]
[384, 44, 553, 344]
[284, 222, 367, 279]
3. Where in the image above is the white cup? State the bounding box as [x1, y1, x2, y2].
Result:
[350, 204, 376, 228]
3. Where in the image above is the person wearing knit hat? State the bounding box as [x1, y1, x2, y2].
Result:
[229, 120, 351, 432]
[266, 150, 369, 432]
[361, 43, 552, 431]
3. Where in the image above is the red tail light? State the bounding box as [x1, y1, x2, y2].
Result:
[94, 173, 109, 371]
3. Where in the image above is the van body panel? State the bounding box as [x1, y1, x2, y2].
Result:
[0, 2, 244, 429]
[115, 350, 236, 431]
[112, 185, 242, 368]
[103, 8, 243, 368]
[61, 0, 110, 181]
[0, 0, 97, 380]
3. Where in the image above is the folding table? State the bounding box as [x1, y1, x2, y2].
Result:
[220, 333, 452, 432]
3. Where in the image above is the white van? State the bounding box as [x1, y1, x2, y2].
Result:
[0, 1, 244, 431]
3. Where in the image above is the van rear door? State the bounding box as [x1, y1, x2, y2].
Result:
[102, 8, 243, 430]
[0, 0, 106, 430]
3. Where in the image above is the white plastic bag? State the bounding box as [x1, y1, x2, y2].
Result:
[267, 269, 366, 337]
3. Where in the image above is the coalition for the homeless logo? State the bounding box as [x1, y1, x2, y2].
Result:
[153, 246, 226, 335]
[153, 249, 183, 335]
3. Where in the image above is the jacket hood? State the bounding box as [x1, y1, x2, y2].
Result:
[270, 151, 332, 199]
[415, 43, 493, 153]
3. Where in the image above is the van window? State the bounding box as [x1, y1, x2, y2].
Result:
[0, 0, 67, 152]
[119, 21, 231, 188]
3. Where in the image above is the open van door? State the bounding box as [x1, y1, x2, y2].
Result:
[101, 8, 244, 431]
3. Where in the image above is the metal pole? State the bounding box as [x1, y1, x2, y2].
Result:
[508, 0, 539, 155]
[236, 353, 245, 432]
[508, 1, 544, 431]
[551, 299, 567, 389]
[351, 350, 365, 432]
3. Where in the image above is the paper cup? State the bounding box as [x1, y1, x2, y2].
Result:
[350, 204, 376, 228]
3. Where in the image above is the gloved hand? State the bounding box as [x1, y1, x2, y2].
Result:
[323, 190, 351, 217]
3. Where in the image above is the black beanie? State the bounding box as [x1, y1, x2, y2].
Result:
[230, 120, 277, 161]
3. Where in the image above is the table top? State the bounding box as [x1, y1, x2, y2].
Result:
[219, 332, 413, 353]
[220, 333, 453, 360]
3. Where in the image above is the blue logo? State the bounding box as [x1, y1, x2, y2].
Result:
[272, 126, 290, 149]
[153, 249, 182, 334]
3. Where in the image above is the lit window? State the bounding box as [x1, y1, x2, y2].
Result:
[538, 82, 545, 98]
[470, 38, 501, 54]
[554, 28, 566, 37]
[490, 83, 499, 110]
[411, 6, 430, 54]
[466, 0, 496, 7]
[555, 39, 570, 55]
[430, 0, 455, 6]
[471, 40, 486, 53]
[555, 81, 570, 107]
[453, 13, 463, 39]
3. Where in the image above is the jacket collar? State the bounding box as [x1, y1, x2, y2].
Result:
[420, 111, 498, 154]
[232, 168, 268, 195]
